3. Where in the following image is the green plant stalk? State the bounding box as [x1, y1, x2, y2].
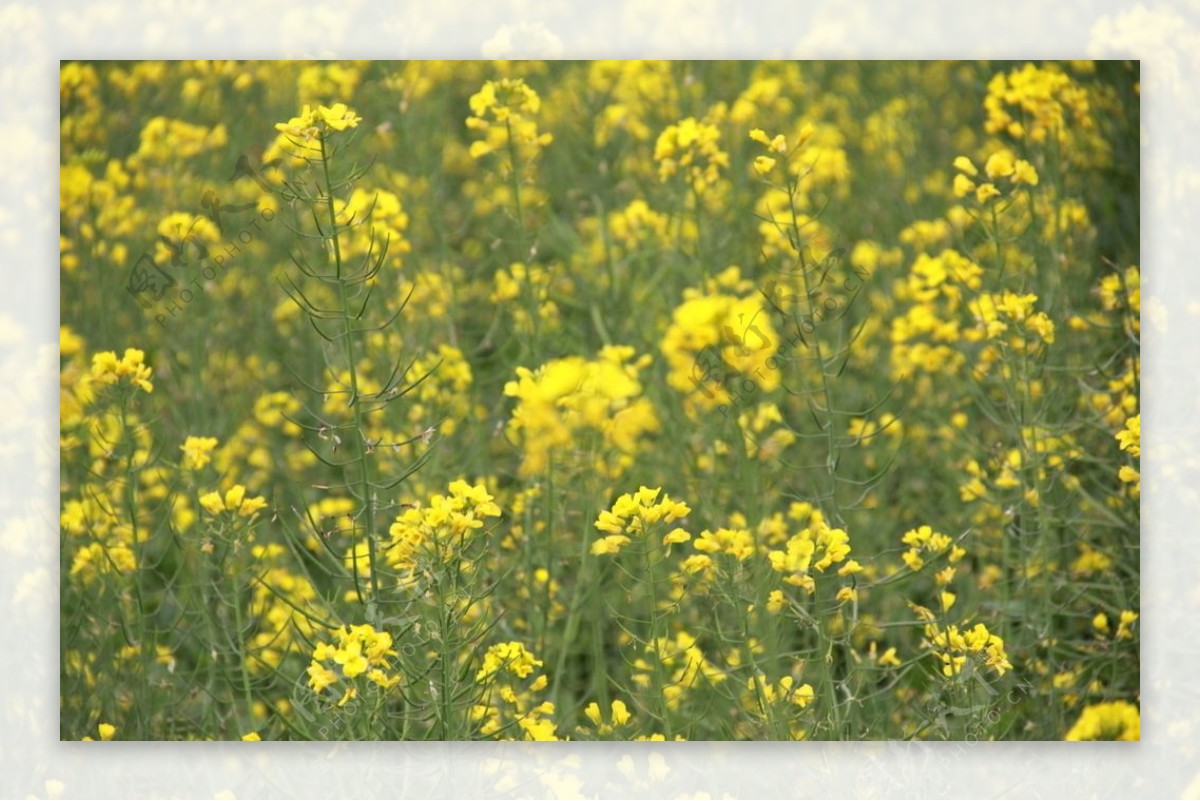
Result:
[318, 132, 381, 627]
[787, 179, 844, 528]
[813, 576, 843, 739]
[503, 117, 542, 357]
[437, 577, 455, 739]
[731, 574, 781, 740]
[1019, 330, 1055, 669]
[551, 443, 598, 705]
[118, 396, 156, 733]
[645, 530, 673, 739]
[229, 559, 257, 733]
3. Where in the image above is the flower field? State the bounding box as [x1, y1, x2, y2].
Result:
[60, 60, 1140, 741]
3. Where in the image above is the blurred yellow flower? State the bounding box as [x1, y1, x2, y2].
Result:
[180, 436, 219, 470]
[1065, 701, 1139, 741]
[90, 348, 153, 393]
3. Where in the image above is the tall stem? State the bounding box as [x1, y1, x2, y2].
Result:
[319, 133, 381, 626]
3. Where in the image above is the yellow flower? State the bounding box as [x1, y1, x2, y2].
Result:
[1013, 159, 1039, 185]
[584, 701, 602, 727]
[837, 560, 863, 576]
[466, 78, 552, 161]
[240, 732, 261, 741]
[476, 641, 543, 681]
[180, 436, 219, 470]
[469, 78, 541, 120]
[1116, 610, 1138, 640]
[662, 527, 691, 546]
[900, 525, 961, 572]
[952, 155, 978, 176]
[878, 647, 901, 667]
[316, 102, 361, 131]
[693, 527, 756, 561]
[787, 682, 813, 709]
[97, 723, 116, 741]
[750, 128, 788, 153]
[753, 155, 777, 175]
[519, 717, 559, 741]
[585, 699, 632, 734]
[274, 103, 361, 140]
[307, 624, 399, 696]
[1116, 414, 1140, 457]
[1065, 701, 1140, 741]
[386, 480, 503, 571]
[199, 485, 268, 518]
[61, 325, 85, 357]
[927, 621, 1011, 677]
[766, 589, 787, 613]
[681, 554, 714, 575]
[953, 173, 975, 198]
[591, 534, 631, 556]
[198, 491, 225, 517]
[307, 662, 337, 693]
[975, 182, 1000, 203]
[984, 149, 1015, 179]
[940, 590, 956, 612]
[656, 116, 729, 193]
[90, 348, 154, 393]
[592, 486, 691, 546]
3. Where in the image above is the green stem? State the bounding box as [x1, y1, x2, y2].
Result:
[318, 133, 381, 626]
[230, 565, 256, 733]
[645, 532, 673, 739]
[787, 181, 843, 527]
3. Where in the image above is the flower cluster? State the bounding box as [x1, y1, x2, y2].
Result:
[966, 291, 1056, 364]
[198, 484, 269, 519]
[888, 249, 984, 378]
[1116, 413, 1141, 496]
[744, 673, 815, 712]
[90, 348, 154, 394]
[180, 436, 219, 470]
[661, 267, 781, 415]
[654, 116, 729, 194]
[472, 641, 557, 740]
[632, 631, 726, 709]
[504, 346, 659, 478]
[582, 699, 633, 736]
[466, 78, 553, 162]
[1093, 609, 1139, 640]
[587, 60, 675, 146]
[129, 116, 228, 167]
[306, 624, 400, 704]
[900, 525, 966, 572]
[1064, 700, 1140, 741]
[490, 262, 560, 333]
[385, 480, 502, 572]
[748, 127, 789, 175]
[475, 640, 543, 681]
[274, 102, 362, 140]
[333, 186, 412, 269]
[984, 63, 1095, 144]
[952, 150, 1039, 203]
[925, 621, 1012, 677]
[592, 486, 691, 556]
[767, 512, 857, 593]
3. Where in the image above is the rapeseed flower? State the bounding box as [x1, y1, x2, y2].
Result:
[1064, 701, 1140, 741]
[180, 436, 218, 470]
[90, 348, 154, 393]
